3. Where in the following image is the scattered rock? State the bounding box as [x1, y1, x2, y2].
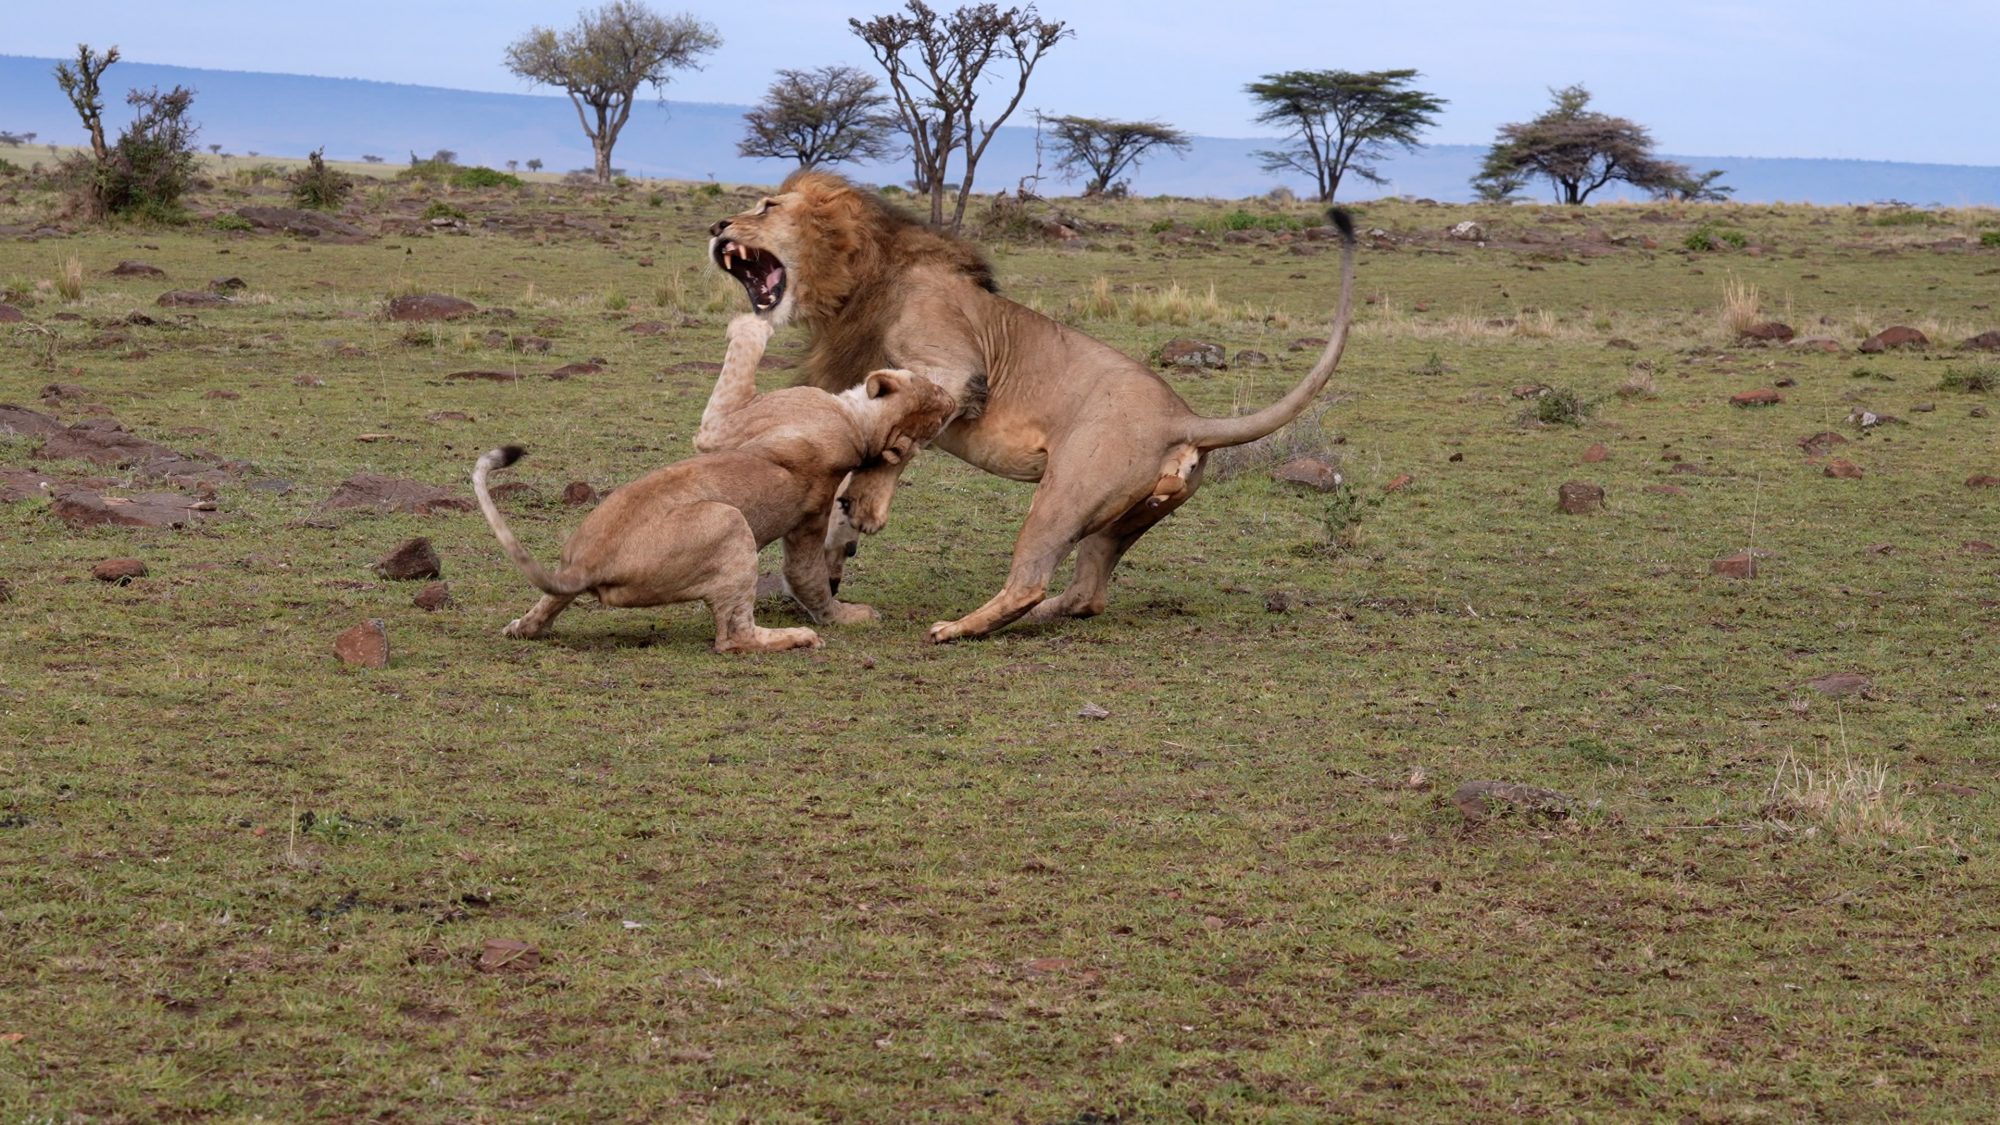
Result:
[156, 290, 232, 308]
[1233, 349, 1270, 367]
[53, 490, 212, 529]
[0, 304, 25, 323]
[1604, 337, 1639, 351]
[1158, 339, 1226, 370]
[0, 468, 60, 503]
[333, 619, 390, 669]
[1858, 325, 1928, 353]
[561, 481, 599, 506]
[235, 206, 369, 241]
[1077, 702, 1110, 720]
[445, 370, 521, 382]
[209, 276, 247, 292]
[1807, 672, 1873, 697]
[425, 410, 473, 423]
[413, 582, 453, 611]
[623, 321, 670, 336]
[477, 938, 540, 973]
[1557, 481, 1605, 514]
[1912, 402, 1935, 413]
[320, 473, 474, 515]
[547, 362, 604, 378]
[1272, 457, 1341, 491]
[203, 389, 240, 401]
[1824, 458, 1864, 479]
[109, 260, 165, 277]
[1710, 551, 1759, 579]
[1962, 540, 1997, 556]
[1730, 387, 1783, 407]
[1451, 780, 1571, 822]
[512, 335, 553, 354]
[387, 294, 477, 322]
[1263, 590, 1292, 614]
[0, 404, 66, 438]
[1798, 431, 1847, 456]
[1739, 321, 1796, 342]
[1848, 409, 1899, 429]
[1791, 336, 1843, 353]
[91, 557, 147, 583]
[1581, 443, 1609, 463]
[375, 537, 442, 580]
[1447, 220, 1485, 242]
[1968, 474, 2000, 489]
[1511, 383, 1551, 399]
[1287, 337, 1328, 352]
[39, 383, 89, 403]
[1961, 330, 2000, 351]
[1382, 473, 1414, 493]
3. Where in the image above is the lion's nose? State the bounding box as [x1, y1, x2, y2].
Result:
[708, 219, 731, 237]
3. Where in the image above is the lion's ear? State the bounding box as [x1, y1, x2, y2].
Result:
[863, 370, 901, 399]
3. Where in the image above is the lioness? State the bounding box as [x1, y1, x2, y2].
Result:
[708, 170, 1356, 643]
[472, 314, 958, 652]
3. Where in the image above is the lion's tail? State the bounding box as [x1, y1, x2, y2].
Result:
[473, 446, 583, 596]
[1181, 208, 1357, 451]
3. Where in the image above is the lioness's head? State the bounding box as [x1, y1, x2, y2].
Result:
[708, 170, 887, 327]
[839, 368, 961, 465]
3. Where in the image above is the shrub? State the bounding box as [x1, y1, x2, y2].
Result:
[400, 150, 460, 182]
[1684, 222, 1747, 251]
[212, 213, 254, 232]
[1869, 209, 1943, 227]
[288, 147, 352, 211]
[696, 182, 724, 199]
[449, 165, 522, 189]
[70, 85, 202, 221]
[1524, 386, 1595, 427]
[422, 200, 467, 222]
[1981, 231, 2000, 248]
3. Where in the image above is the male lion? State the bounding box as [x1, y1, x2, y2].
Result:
[472, 314, 958, 652]
[709, 170, 1355, 643]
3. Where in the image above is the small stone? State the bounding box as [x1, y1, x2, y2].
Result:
[1451, 780, 1571, 822]
[1792, 336, 1843, 353]
[1233, 349, 1270, 367]
[1730, 388, 1783, 407]
[413, 582, 453, 611]
[1078, 702, 1111, 720]
[110, 260, 166, 277]
[1739, 321, 1796, 342]
[477, 938, 540, 973]
[1798, 431, 1847, 456]
[1912, 402, 1935, 413]
[1711, 551, 1759, 579]
[202, 389, 240, 401]
[561, 481, 599, 506]
[209, 276, 247, 292]
[387, 294, 476, 322]
[547, 362, 604, 379]
[1272, 457, 1341, 492]
[91, 557, 147, 583]
[1605, 338, 1639, 351]
[1382, 473, 1414, 493]
[156, 290, 231, 308]
[1557, 481, 1605, 514]
[1263, 590, 1292, 614]
[1961, 540, 1997, 556]
[1961, 330, 2000, 351]
[1968, 474, 2000, 489]
[1157, 339, 1227, 370]
[1858, 325, 1928, 353]
[1581, 443, 1609, 463]
[294, 374, 325, 388]
[333, 619, 389, 669]
[375, 537, 442, 580]
[1807, 672, 1872, 697]
[1824, 458, 1863, 479]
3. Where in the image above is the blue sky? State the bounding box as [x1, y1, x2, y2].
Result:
[13, 1, 1999, 165]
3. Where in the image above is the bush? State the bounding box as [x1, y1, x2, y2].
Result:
[422, 200, 467, 222]
[1869, 209, 1943, 227]
[695, 182, 725, 199]
[71, 85, 202, 221]
[1940, 366, 1997, 393]
[212, 213, 254, 232]
[449, 165, 522, 189]
[288, 147, 352, 211]
[1524, 386, 1595, 427]
[1981, 231, 2000, 249]
[400, 150, 461, 182]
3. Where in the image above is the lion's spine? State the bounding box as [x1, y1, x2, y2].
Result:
[1180, 208, 1358, 451]
[472, 446, 584, 596]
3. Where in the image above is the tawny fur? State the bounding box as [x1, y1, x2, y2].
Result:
[708, 170, 1357, 643]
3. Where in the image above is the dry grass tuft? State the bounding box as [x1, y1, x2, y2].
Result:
[1207, 401, 1345, 483]
[1765, 751, 1931, 847]
[56, 255, 84, 302]
[1617, 366, 1660, 399]
[1721, 276, 1761, 337]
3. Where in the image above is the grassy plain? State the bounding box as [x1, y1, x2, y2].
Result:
[2, 166, 1999, 1121]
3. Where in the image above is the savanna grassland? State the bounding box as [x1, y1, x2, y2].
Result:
[2, 161, 1999, 1122]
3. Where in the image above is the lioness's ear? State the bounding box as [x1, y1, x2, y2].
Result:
[863, 371, 895, 399]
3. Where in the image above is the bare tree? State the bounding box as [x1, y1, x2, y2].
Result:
[1246, 69, 1444, 203]
[504, 1, 719, 184]
[53, 43, 121, 163]
[1475, 85, 1688, 205]
[1040, 114, 1190, 197]
[739, 65, 901, 170]
[851, 1, 1070, 232]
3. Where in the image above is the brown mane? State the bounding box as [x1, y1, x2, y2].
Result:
[776, 169, 995, 393]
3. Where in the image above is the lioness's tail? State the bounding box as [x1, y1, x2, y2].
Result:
[1181, 208, 1357, 451]
[473, 446, 582, 596]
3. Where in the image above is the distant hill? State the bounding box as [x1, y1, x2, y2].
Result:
[5, 55, 1998, 206]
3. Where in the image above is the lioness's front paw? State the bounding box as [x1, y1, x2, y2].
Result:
[502, 618, 533, 639]
[828, 602, 879, 625]
[926, 621, 959, 644]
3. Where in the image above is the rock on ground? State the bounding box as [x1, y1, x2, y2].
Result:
[376, 537, 443, 580]
[320, 473, 474, 515]
[334, 620, 390, 668]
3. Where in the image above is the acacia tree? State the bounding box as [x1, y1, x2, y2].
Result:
[1040, 114, 1189, 197]
[738, 65, 901, 170]
[851, 1, 1070, 232]
[1245, 69, 1444, 203]
[53, 43, 121, 164]
[504, 1, 719, 184]
[1474, 84, 1691, 205]
[1654, 167, 1733, 203]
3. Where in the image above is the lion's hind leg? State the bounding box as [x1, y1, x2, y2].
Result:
[1025, 458, 1205, 624]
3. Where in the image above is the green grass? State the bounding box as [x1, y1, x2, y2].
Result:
[2, 177, 2000, 1120]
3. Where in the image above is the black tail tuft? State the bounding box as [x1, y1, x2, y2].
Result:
[494, 445, 526, 469]
[1328, 207, 1355, 241]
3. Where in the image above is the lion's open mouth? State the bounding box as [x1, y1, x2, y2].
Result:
[713, 239, 787, 313]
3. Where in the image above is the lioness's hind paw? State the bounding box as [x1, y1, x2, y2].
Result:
[828, 602, 879, 625]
